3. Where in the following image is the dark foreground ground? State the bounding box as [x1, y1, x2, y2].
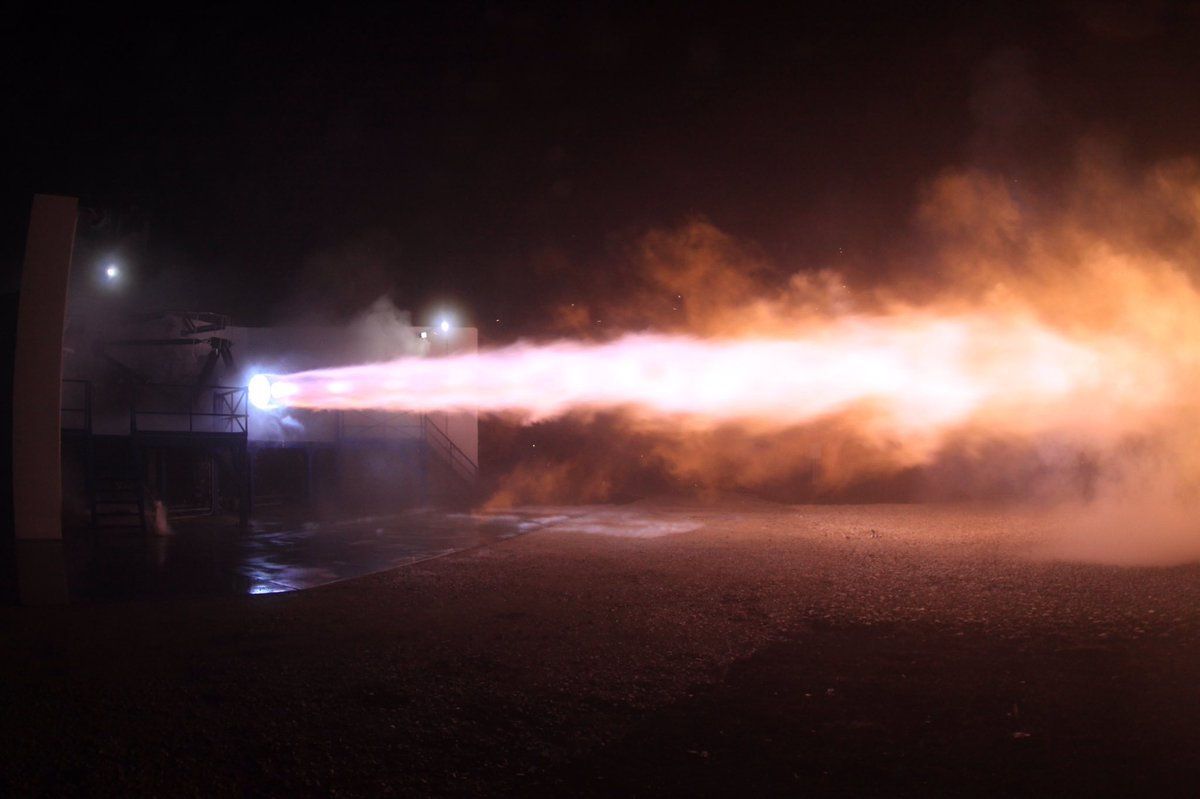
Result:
[4, 500, 1200, 797]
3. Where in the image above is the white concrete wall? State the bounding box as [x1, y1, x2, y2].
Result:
[13, 195, 77, 541]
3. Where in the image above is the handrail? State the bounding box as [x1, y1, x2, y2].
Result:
[333, 411, 477, 482]
[130, 382, 246, 391]
[421, 414, 478, 482]
[60, 379, 248, 435]
[131, 383, 248, 435]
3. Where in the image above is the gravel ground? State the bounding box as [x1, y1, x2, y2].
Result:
[4, 499, 1200, 796]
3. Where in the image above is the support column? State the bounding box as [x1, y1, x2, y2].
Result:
[239, 444, 252, 531]
[12, 195, 77, 604]
[305, 445, 314, 508]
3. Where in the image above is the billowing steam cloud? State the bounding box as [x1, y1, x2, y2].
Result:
[264, 145, 1200, 560]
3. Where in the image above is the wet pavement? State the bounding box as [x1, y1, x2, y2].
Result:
[64, 508, 589, 601]
[14, 501, 1200, 796]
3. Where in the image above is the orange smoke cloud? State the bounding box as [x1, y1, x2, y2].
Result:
[268, 145, 1200, 543]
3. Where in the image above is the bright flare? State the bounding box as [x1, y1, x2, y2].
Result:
[248, 374, 273, 409]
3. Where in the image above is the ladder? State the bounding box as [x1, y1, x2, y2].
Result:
[89, 439, 147, 534]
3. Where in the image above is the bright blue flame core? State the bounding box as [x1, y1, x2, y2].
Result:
[248, 374, 273, 409]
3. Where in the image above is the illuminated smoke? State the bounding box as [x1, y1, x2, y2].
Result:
[257, 152, 1200, 512]
[255, 150, 1200, 564]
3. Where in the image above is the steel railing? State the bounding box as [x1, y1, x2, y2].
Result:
[130, 383, 248, 435]
[335, 409, 478, 483]
[61, 381, 474, 482]
[421, 415, 479, 483]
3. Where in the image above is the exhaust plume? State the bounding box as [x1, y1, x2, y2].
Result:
[263, 314, 1158, 448]
[261, 147, 1200, 560]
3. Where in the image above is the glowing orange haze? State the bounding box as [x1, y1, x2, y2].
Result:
[263, 311, 1162, 443]
[248, 159, 1200, 559]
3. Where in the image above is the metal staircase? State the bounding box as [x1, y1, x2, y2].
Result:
[89, 438, 147, 533]
[420, 415, 479, 486]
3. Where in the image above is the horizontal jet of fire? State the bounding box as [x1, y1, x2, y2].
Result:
[249, 312, 1166, 440]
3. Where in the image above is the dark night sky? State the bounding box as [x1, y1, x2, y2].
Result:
[7, 3, 1200, 337]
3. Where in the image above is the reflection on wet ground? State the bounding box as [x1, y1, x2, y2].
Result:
[63, 500, 827, 602]
[65, 508, 589, 601]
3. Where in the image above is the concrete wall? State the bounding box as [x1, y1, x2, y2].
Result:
[11, 196, 77, 604]
[13, 196, 77, 542]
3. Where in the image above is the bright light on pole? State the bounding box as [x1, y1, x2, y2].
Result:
[105, 264, 120, 280]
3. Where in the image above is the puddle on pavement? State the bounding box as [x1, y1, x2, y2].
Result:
[65, 507, 591, 601]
